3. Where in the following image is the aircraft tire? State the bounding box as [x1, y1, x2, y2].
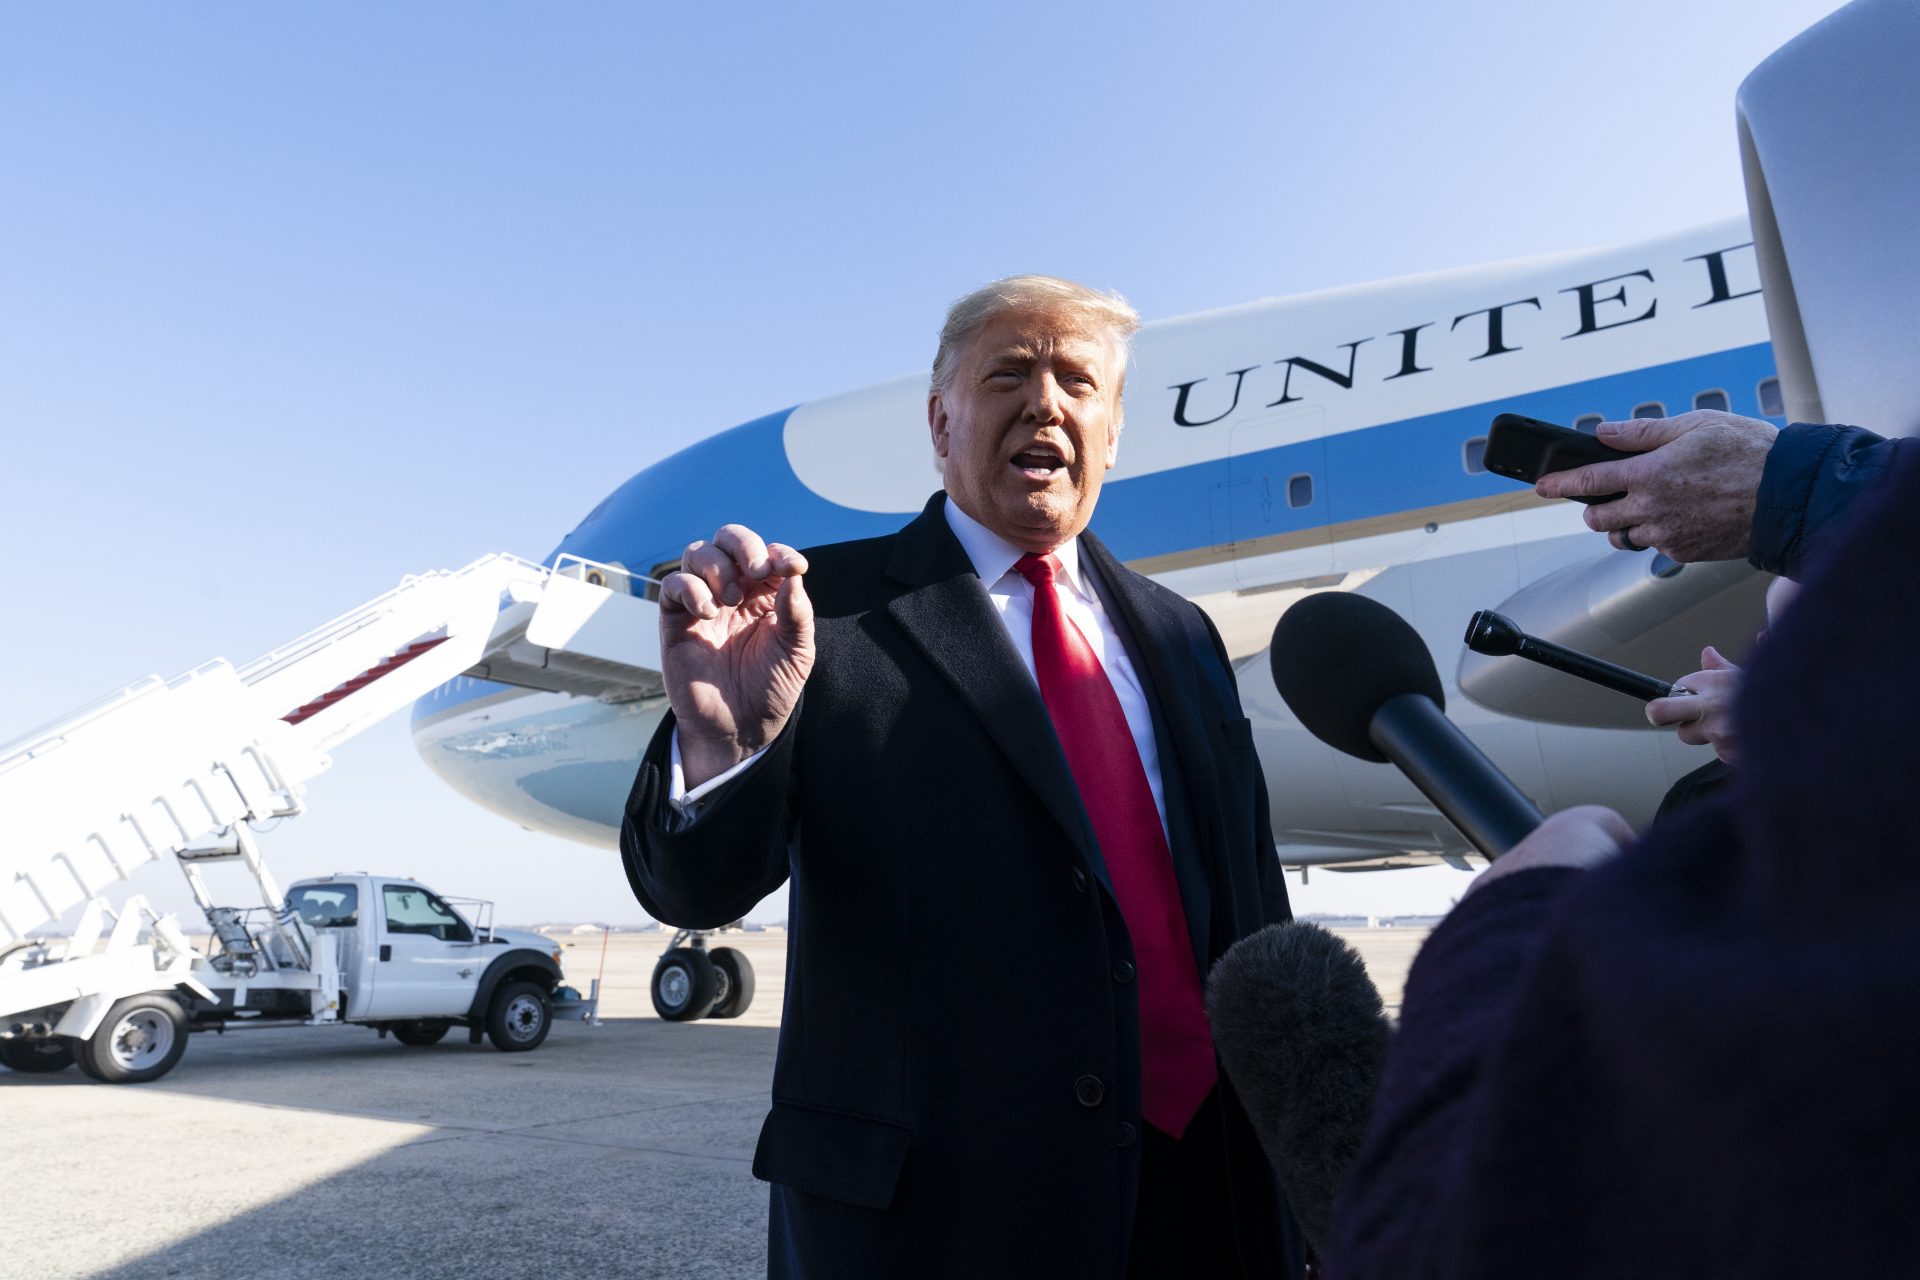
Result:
[651, 947, 718, 1022]
[391, 1019, 453, 1047]
[707, 947, 755, 1019]
[486, 981, 552, 1052]
[0, 1036, 76, 1073]
[76, 994, 189, 1084]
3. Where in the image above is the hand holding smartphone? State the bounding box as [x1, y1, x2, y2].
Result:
[1483, 413, 1633, 505]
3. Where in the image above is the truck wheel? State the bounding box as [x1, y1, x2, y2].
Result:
[486, 981, 551, 1051]
[392, 1020, 452, 1047]
[0, 1036, 76, 1073]
[651, 947, 717, 1022]
[76, 994, 189, 1084]
[708, 947, 756, 1019]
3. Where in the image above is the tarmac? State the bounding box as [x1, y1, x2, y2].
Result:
[0, 928, 1425, 1280]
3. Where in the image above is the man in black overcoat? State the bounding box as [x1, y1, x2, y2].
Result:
[620, 276, 1302, 1278]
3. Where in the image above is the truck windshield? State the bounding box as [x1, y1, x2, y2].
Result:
[382, 885, 475, 943]
[287, 884, 358, 928]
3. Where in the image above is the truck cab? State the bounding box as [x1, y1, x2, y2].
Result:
[1, 857, 594, 1085]
[285, 873, 571, 1039]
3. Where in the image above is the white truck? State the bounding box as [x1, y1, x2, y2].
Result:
[0, 835, 596, 1083]
[1, 554, 655, 1082]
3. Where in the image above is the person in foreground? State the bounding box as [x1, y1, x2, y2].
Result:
[620, 276, 1301, 1278]
[1326, 446, 1920, 1278]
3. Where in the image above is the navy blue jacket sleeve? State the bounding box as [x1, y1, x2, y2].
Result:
[1749, 423, 1902, 578]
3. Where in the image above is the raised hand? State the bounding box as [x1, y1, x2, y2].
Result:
[1533, 410, 1778, 561]
[658, 524, 814, 788]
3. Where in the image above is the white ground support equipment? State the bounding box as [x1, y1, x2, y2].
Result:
[0, 553, 663, 1081]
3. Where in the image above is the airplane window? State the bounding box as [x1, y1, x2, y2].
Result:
[1462, 437, 1488, 474]
[644, 559, 681, 603]
[1287, 474, 1314, 508]
[1757, 377, 1785, 417]
[1573, 414, 1603, 433]
[1631, 401, 1666, 420]
[1693, 389, 1730, 413]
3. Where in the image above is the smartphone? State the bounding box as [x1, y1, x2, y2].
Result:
[1482, 413, 1634, 505]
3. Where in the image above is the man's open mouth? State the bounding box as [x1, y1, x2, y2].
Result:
[1011, 446, 1066, 476]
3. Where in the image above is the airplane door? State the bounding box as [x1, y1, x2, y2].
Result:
[360, 884, 485, 1020]
[1224, 408, 1334, 588]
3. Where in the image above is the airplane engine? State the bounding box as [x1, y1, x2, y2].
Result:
[1458, 549, 1769, 729]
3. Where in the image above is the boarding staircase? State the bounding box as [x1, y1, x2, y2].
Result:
[0, 553, 663, 946]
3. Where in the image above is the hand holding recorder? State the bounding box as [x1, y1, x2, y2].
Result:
[1487, 410, 1779, 560]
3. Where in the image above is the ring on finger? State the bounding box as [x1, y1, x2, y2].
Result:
[1619, 528, 1643, 553]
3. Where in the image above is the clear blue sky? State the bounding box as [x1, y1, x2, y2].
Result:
[1, 0, 1845, 925]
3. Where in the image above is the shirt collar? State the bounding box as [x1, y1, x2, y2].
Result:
[943, 496, 1089, 599]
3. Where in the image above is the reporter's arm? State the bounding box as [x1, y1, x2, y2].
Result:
[1327, 810, 1629, 1279]
[1534, 412, 1775, 561]
[1328, 868, 1582, 1279]
[1750, 424, 1903, 578]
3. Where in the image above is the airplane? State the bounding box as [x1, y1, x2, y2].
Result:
[410, 218, 1778, 875]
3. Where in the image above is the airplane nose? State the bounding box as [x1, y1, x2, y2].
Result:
[412, 685, 670, 844]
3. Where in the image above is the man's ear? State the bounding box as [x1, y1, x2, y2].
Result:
[928, 393, 950, 458]
[1105, 406, 1122, 470]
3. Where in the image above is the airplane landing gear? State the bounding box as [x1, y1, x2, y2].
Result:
[650, 929, 756, 1022]
[708, 944, 755, 1019]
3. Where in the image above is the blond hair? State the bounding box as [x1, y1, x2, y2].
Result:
[930, 275, 1141, 396]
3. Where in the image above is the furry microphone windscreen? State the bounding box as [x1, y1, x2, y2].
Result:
[1207, 920, 1393, 1254]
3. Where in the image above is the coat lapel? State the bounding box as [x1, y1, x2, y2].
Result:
[1080, 531, 1222, 967]
[883, 495, 1109, 886]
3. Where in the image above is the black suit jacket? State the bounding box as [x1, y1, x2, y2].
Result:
[622, 493, 1299, 1278]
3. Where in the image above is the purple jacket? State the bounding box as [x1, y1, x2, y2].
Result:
[1328, 442, 1920, 1278]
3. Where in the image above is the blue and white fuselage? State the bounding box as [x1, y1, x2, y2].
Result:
[412, 222, 1778, 869]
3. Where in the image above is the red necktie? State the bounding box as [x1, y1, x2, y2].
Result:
[1015, 553, 1216, 1137]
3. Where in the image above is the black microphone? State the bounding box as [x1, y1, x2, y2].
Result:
[1464, 609, 1683, 702]
[1206, 920, 1391, 1257]
[1270, 593, 1543, 858]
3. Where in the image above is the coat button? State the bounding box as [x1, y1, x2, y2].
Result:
[1074, 1074, 1105, 1108]
[1111, 961, 1135, 985]
[1117, 1122, 1138, 1148]
[1070, 868, 1088, 894]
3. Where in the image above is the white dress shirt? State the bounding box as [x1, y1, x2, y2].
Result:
[671, 499, 1171, 840]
